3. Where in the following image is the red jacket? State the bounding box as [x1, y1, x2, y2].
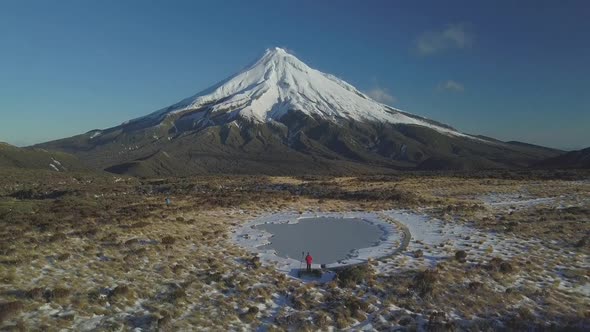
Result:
[305, 254, 313, 264]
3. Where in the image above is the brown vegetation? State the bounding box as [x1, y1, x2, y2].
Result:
[0, 169, 588, 330]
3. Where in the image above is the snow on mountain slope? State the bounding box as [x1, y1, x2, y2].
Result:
[138, 47, 468, 137]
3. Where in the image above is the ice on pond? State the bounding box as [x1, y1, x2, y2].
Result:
[257, 217, 385, 264]
[233, 211, 402, 276]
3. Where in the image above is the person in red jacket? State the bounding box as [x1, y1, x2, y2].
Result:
[305, 252, 313, 272]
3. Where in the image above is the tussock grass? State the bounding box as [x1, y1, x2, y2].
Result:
[454, 250, 467, 262]
[413, 269, 439, 297]
[0, 301, 23, 323]
[0, 170, 588, 330]
[336, 265, 374, 288]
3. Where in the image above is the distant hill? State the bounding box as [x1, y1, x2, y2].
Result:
[535, 147, 590, 169]
[0, 142, 87, 172]
[506, 141, 563, 154]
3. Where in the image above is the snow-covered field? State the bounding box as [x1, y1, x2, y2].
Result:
[381, 210, 589, 296]
[233, 208, 589, 297]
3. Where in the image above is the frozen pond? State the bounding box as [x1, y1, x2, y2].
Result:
[257, 217, 385, 264]
[233, 211, 403, 277]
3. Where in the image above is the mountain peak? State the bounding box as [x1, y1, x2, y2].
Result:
[252, 46, 308, 71]
[265, 46, 289, 55]
[137, 47, 464, 137]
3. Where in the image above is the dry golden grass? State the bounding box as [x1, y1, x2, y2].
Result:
[0, 170, 588, 330]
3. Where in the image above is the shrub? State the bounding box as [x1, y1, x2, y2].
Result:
[172, 264, 185, 274]
[124, 238, 140, 246]
[87, 290, 102, 303]
[574, 236, 588, 248]
[109, 285, 132, 300]
[337, 265, 373, 288]
[468, 281, 483, 291]
[0, 301, 23, 322]
[166, 287, 186, 303]
[26, 287, 44, 300]
[292, 297, 307, 310]
[334, 311, 351, 329]
[275, 310, 309, 329]
[314, 311, 330, 329]
[48, 232, 67, 243]
[343, 296, 369, 320]
[455, 250, 467, 262]
[44, 287, 70, 302]
[487, 257, 514, 274]
[250, 256, 261, 269]
[161, 236, 175, 246]
[413, 249, 424, 258]
[240, 306, 259, 323]
[204, 272, 223, 284]
[157, 312, 172, 328]
[499, 261, 514, 274]
[413, 269, 438, 297]
[488, 257, 503, 270]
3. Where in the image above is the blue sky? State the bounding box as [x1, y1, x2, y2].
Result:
[1, 0, 588, 149]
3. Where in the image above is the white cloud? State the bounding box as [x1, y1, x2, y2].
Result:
[366, 87, 397, 105]
[416, 24, 473, 55]
[437, 80, 465, 93]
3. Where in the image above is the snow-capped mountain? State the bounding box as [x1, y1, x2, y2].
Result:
[131, 47, 461, 136]
[38, 48, 560, 176]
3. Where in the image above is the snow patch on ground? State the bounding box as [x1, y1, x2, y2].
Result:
[234, 208, 589, 296]
[478, 193, 558, 209]
[89, 131, 102, 139]
[378, 210, 589, 297]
